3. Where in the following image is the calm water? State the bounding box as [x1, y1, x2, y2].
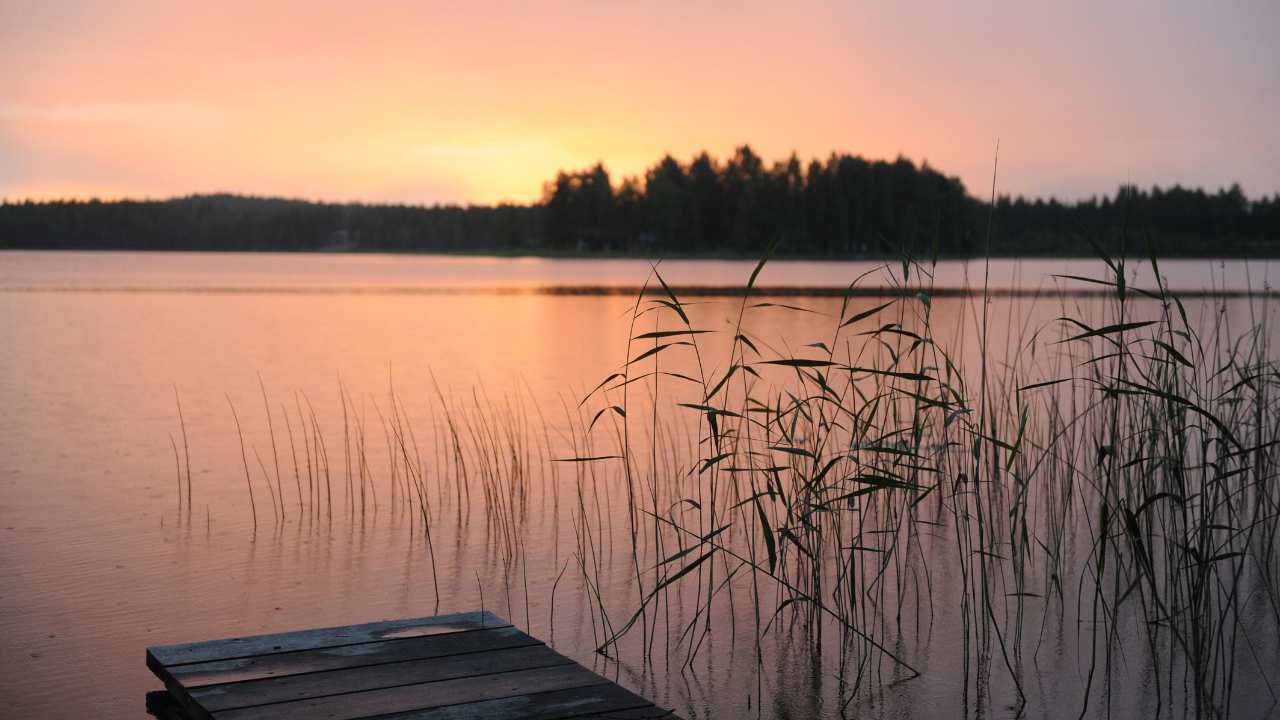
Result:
[1, 250, 1277, 719]
[2, 250, 1276, 293]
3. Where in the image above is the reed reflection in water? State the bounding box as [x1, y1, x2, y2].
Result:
[1, 252, 1277, 719]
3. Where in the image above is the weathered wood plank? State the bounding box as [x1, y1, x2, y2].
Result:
[147, 611, 679, 719]
[192, 644, 573, 711]
[146, 690, 192, 720]
[573, 709, 679, 718]
[211, 664, 610, 720]
[369, 683, 665, 719]
[149, 610, 507, 667]
[161, 625, 538, 687]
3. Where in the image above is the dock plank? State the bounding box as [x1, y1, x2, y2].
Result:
[146, 612, 678, 720]
[146, 691, 191, 720]
[149, 610, 507, 666]
[160, 625, 539, 687]
[212, 664, 610, 720]
[371, 683, 667, 719]
[572, 710, 679, 719]
[192, 644, 573, 711]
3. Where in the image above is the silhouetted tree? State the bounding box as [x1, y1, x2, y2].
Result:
[3, 151, 1277, 257]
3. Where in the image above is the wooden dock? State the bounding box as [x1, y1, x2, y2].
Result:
[145, 610, 676, 719]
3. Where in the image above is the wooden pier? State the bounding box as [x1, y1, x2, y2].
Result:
[145, 610, 676, 719]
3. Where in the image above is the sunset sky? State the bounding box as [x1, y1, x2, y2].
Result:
[2, 1, 1277, 205]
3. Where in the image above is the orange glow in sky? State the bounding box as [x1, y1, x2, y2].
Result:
[2, 1, 1277, 204]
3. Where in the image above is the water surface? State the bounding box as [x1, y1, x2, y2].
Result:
[1, 251, 1277, 719]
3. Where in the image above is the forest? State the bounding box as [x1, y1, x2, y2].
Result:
[3, 145, 1278, 257]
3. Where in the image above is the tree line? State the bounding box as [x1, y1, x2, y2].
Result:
[3, 145, 1278, 257]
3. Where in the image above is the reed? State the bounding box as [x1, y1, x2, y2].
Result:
[225, 394, 258, 534]
[174, 385, 192, 516]
[188, 250, 1278, 717]
[570, 246, 1279, 717]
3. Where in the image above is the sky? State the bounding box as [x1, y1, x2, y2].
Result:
[2, 1, 1277, 205]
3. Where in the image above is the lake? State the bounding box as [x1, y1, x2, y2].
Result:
[1, 250, 1277, 719]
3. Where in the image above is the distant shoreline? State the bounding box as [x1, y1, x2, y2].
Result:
[5, 171, 1278, 260]
[3, 282, 1276, 300]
